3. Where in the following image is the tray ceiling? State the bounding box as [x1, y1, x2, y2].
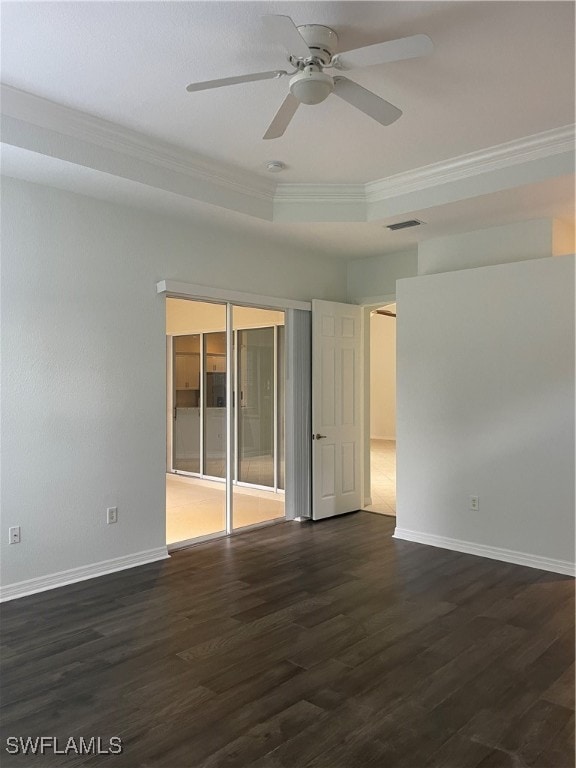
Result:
[1, 2, 574, 260]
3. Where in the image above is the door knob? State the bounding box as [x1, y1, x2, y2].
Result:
[314, 433, 327, 440]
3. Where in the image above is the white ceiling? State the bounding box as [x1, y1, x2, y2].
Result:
[1, 1, 574, 259]
[2, 1, 574, 184]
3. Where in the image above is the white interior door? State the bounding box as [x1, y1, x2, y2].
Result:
[312, 300, 363, 520]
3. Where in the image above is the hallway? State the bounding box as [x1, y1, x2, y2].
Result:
[364, 438, 396, 516]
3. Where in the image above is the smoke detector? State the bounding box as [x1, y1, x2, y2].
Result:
[266, 161, 286, 172]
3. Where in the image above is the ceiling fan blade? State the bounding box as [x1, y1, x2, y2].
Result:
[186, 69, 286, 93]
[262, 14, 311, 59]
[333, 77, 402, 126]
[332, 34, 433, 70]
[263, 94, 300, 140]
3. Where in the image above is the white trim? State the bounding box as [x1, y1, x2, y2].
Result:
[274, 184, 366, 203]
[5, 84, 571, 208]
[0, 84, 275, 203]
[233, 327, 239, 485]
[0, 547, 170, 602]
[273, 125, 575, 206]
[393, 528, 575, 577]
[225, 302, 234, 534]
[166, 335, 174, 472]
[200, 332, 205, 475]
[273, 324, 279, 492]
[157, 280, 311, 312]
[3, 84, 572, 225]
[284, 309, 312, 520]
[366, 125, 575, 203]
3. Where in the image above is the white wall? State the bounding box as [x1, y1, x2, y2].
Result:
[395, 254, 575, 573]
[1, 177, 347, 593]
[370, 313, 396, 440]
[418, 218, 561, 275]
[347, 249, 418, 305]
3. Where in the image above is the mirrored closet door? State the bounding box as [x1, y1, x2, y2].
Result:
[166, 299, 285, 546]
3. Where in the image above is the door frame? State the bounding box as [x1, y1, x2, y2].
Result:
[161, 280, 379, 525]
[361, 294, 397, 508]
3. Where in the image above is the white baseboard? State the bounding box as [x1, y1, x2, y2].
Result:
[393, 527, 575, 577]
[370, 435, 396, 442]
[0, 547, 170, 602]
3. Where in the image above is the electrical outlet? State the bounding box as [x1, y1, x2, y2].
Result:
[469, 495, 479, 512]
[106, 507, 118, 524]
[9, 526, 21, 544]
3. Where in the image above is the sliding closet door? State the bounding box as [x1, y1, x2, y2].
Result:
[166, 299, 227, 546]
[232, 308, 285, 530]
[167, 298, 288, 544]
[277, 325, 285, 490]
[237, 326, 275, 487]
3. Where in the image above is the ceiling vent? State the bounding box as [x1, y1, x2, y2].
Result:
[386, 219, 424, 231]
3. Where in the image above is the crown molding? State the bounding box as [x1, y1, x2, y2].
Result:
[272, 183, 367, 223]
[0, 84, 276, 203]
[365, 125, 575, 203]
[2, 84, 573, 223]
[274, 183, 366, 203]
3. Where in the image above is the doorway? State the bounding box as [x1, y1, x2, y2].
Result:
[166, 298, 286, 546]
[366, 304, 396, 516]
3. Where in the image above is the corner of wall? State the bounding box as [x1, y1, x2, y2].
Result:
[346, 248, 417, 304]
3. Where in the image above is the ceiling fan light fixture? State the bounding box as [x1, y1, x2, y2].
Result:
[186, 15, 434, 138]
[289, 68, 334, 105]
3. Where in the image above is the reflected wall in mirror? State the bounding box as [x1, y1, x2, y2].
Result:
[173, 334, 200, 473]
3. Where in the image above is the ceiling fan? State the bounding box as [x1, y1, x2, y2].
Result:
[186, 15, 433, 140]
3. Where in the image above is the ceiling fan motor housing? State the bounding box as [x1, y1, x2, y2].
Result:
[295, 24, 338, 65]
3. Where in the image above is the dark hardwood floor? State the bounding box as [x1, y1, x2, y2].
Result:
[1, 512, 574, 768]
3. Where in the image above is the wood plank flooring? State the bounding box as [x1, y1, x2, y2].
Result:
[1, 513, 574, 768]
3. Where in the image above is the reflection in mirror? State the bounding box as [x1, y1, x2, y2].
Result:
[204, 331, 227, 478]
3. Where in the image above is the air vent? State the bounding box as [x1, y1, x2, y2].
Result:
[386, 219, 424, 231]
